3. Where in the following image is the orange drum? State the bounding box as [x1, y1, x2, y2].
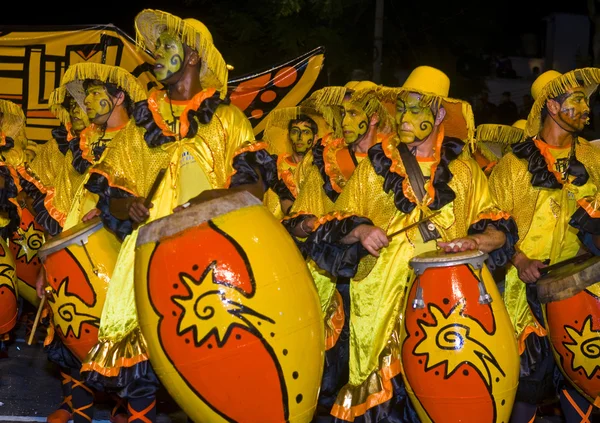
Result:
[537, 255, 600, 405]
[135, 191, 324, 423]
[0, 238, 18, 335]
[38, 218, 121, 361]
[9, 207, 45, 307]
[401, 250, 520, 423]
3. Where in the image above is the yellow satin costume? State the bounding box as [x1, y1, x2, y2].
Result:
[263, 153, 299, 220]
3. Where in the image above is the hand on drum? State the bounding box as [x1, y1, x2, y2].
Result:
[512, 252, 547, 283]
[35, 267, 46, 299]
[82, 208, 100, 222]
[437, 236, 479, 253]
[345, 224, 388, 257]
[173, 188, 231, 213]
[129, 197, 152, 223]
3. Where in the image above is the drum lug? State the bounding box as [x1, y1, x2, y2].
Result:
[476, 268, 492, 305]
[412, 277, 425, 309]
[79, 239, 99, 276]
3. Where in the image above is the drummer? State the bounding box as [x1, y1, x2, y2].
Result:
[81, 9, 288, 423]
[488, 68, 600, 422]
[302, 66, 518, 421]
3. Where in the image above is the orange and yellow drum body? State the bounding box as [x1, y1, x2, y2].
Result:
[0, 238, 18, 336]
[542, 284, 600, 405]
[135, 191, 324, 423]
[9, 207, 45, 308]
[38, 218, 121, 361]
[401, 250, 520, 423]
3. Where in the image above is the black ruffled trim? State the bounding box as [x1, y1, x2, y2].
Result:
[305, 216, 373, 278]
[68, 136, 92, 174]
[230, 150, 294, 202]
[368, 137, 464, 213]
[83, 360, 160, 399]
[84, 173, 134, 241]
[0, 166, 20, 239]
[281, 214, 314, 256]
[51, 126, 71, 155]
[468, 216, 519, 271]
[44, 337, 82, 370]
[17, 173, 62, 236]
[0, 136, 15, 154]
[569, 206, 600, 236]
[312, 139, 339, 203]
[512, 138, 589, 188]
[133, 90, 229, 148]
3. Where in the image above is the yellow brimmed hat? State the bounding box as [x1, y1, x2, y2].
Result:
[525, 67, 600, 138]
[476, 121, 525, 145]
[52, 62, 148, 112]
[378, 66, 475, 149]
[0, 99, 26, 140]
[135, 9, 228, 98]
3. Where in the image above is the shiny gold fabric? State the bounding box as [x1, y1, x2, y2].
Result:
[85, 90, 256, 371]
[488, 140, 600, 342]
[27, 135, 72, 189]
[263, 153, 298, 220]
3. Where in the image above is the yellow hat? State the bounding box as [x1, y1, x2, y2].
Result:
[525, 67, 600, 137]
[0, 99, 26, 140]
[344, 80, 378, 91]
[512, 119, 526, 130]
[475, 123, 524, 145]
[53, 62, 148, 113]
[135, 9, 228, 98]
[378, 66, 475, 148]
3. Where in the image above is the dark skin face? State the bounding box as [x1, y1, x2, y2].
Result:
[550, 88, 590, 133]
[153, 32, 185, 82]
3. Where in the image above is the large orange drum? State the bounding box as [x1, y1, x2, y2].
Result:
[401, 250, 519, 423]
[9, 207, 45, 307]
[38, 218, 121, 361]
[536, 255, 600, 405]
[0, 238, 18, 335]
[135, 191, 324, 423]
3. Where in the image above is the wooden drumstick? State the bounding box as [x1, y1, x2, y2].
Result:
[539, 252, 594, 277]
[387, 211, 442, 240]
[27, 290, 47, 346]
[144, 168, 167, 209]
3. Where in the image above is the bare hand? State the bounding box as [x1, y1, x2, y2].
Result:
[173, 189, 231, 213]
[35, 267, 46, 299]
[437, 237, 479, 253]
[354, 224, 389, 257]
[129, 197, 151, 223]
[82, 208, 100, 222]
[512, 253, 547, 284]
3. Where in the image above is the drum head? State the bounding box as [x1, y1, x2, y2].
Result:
[38, 217, 103, 259]
[536, 255, 600, 303]
[136, 191, 262, 247]
[409, 249, 488, 276]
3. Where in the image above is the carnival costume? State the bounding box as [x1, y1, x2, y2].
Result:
[489, 68, 600, 422]
[304, 66, 518, 422]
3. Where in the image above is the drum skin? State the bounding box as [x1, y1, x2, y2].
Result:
[9, 207, 45, 308]
[44, 225, 121, 361]
[542, 283, 600, 405]
[0, 238, 18, 335]
[401, 262, 520, 423]
[135, 202, 324, 423]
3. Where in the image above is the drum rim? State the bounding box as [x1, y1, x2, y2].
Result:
[409, 249, 488, 274]
[536, 255, 600, 303]
[136, 190, 262, 246]
[38, 217, 104, 259]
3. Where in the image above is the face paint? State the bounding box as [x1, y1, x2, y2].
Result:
[68, 98, 88, 133]
[289, 121, 315, 155]
[341, 100, 368, 145]
[555, 88, 590, 133]
[396, 93, 435, 144]
[84, 83, 114, 125]
[153, 32, 185, 82]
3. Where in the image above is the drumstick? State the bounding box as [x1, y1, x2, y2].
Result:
[539, 252, 594, 276]
[144, 168, 167, 209]
[387, 211, 442, 240]
[27, 292, 46, 346]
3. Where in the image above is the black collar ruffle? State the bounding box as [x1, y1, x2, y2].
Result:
[312, 138, 339, 202]
[51, 126, 71, 155]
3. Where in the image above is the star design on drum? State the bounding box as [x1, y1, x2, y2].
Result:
[564, 315, 600, 378]
[50, 280, 100, 338]
[13, 223, 44, 263]
[415, 299, 505, 388]
[173, 262, 275, 347]
[0, 263, 15, 289]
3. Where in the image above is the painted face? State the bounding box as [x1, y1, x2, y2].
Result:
[555, 88, 590, 133]
[84, 83, 114, 125]
[153, 32, 185, 82]
[289, 121, 315, 155]
[341, 100, 368, 145]
[68, 98, 88, 133]
[396, 93, 435, 144]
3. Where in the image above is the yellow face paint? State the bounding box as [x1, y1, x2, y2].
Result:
[289, 121, 315, 154]
[396, 93, 435, 144]
[84, 83, 113, 125]
[153, 32, 185, 83]
[341, 100, 368, 145]
[556, 88, 590, 133]
[68, 98, 88, 133]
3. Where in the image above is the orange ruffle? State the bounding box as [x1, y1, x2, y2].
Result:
[577, 196, 600, 218]
[324, 289, 345, 351]
[277, 153, 298, 198]
[80, 354, 150, 378]
[17, 165, 66, 226]
[225, 141, 268, 188]
[533, 137, 570, 184]
[89, 168, 137, 197]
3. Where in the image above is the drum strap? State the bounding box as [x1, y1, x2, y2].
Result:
[398, 143, 441, 243]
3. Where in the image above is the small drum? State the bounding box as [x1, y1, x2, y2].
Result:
[38, 217, 121, 361]
[536, 255, 600, 405]
[135, 191, 324, 423]
[0, 238, 18, 335]
[9, 207, 45, 308]
[401, 250, 520, 423]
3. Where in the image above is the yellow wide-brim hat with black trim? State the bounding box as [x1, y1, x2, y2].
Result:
[525, 67, 600, 138]
[135, 9, 228, 98]
[262, 105, 336, 156]
[52, 62, 148, 113]
[377, 65, 476, 149]
[0, 99, 26, 140]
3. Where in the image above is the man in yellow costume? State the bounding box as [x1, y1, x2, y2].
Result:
[304, 66, 518, 422]
[81, 9, 283, 423]
[489, 68, 600, 423]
